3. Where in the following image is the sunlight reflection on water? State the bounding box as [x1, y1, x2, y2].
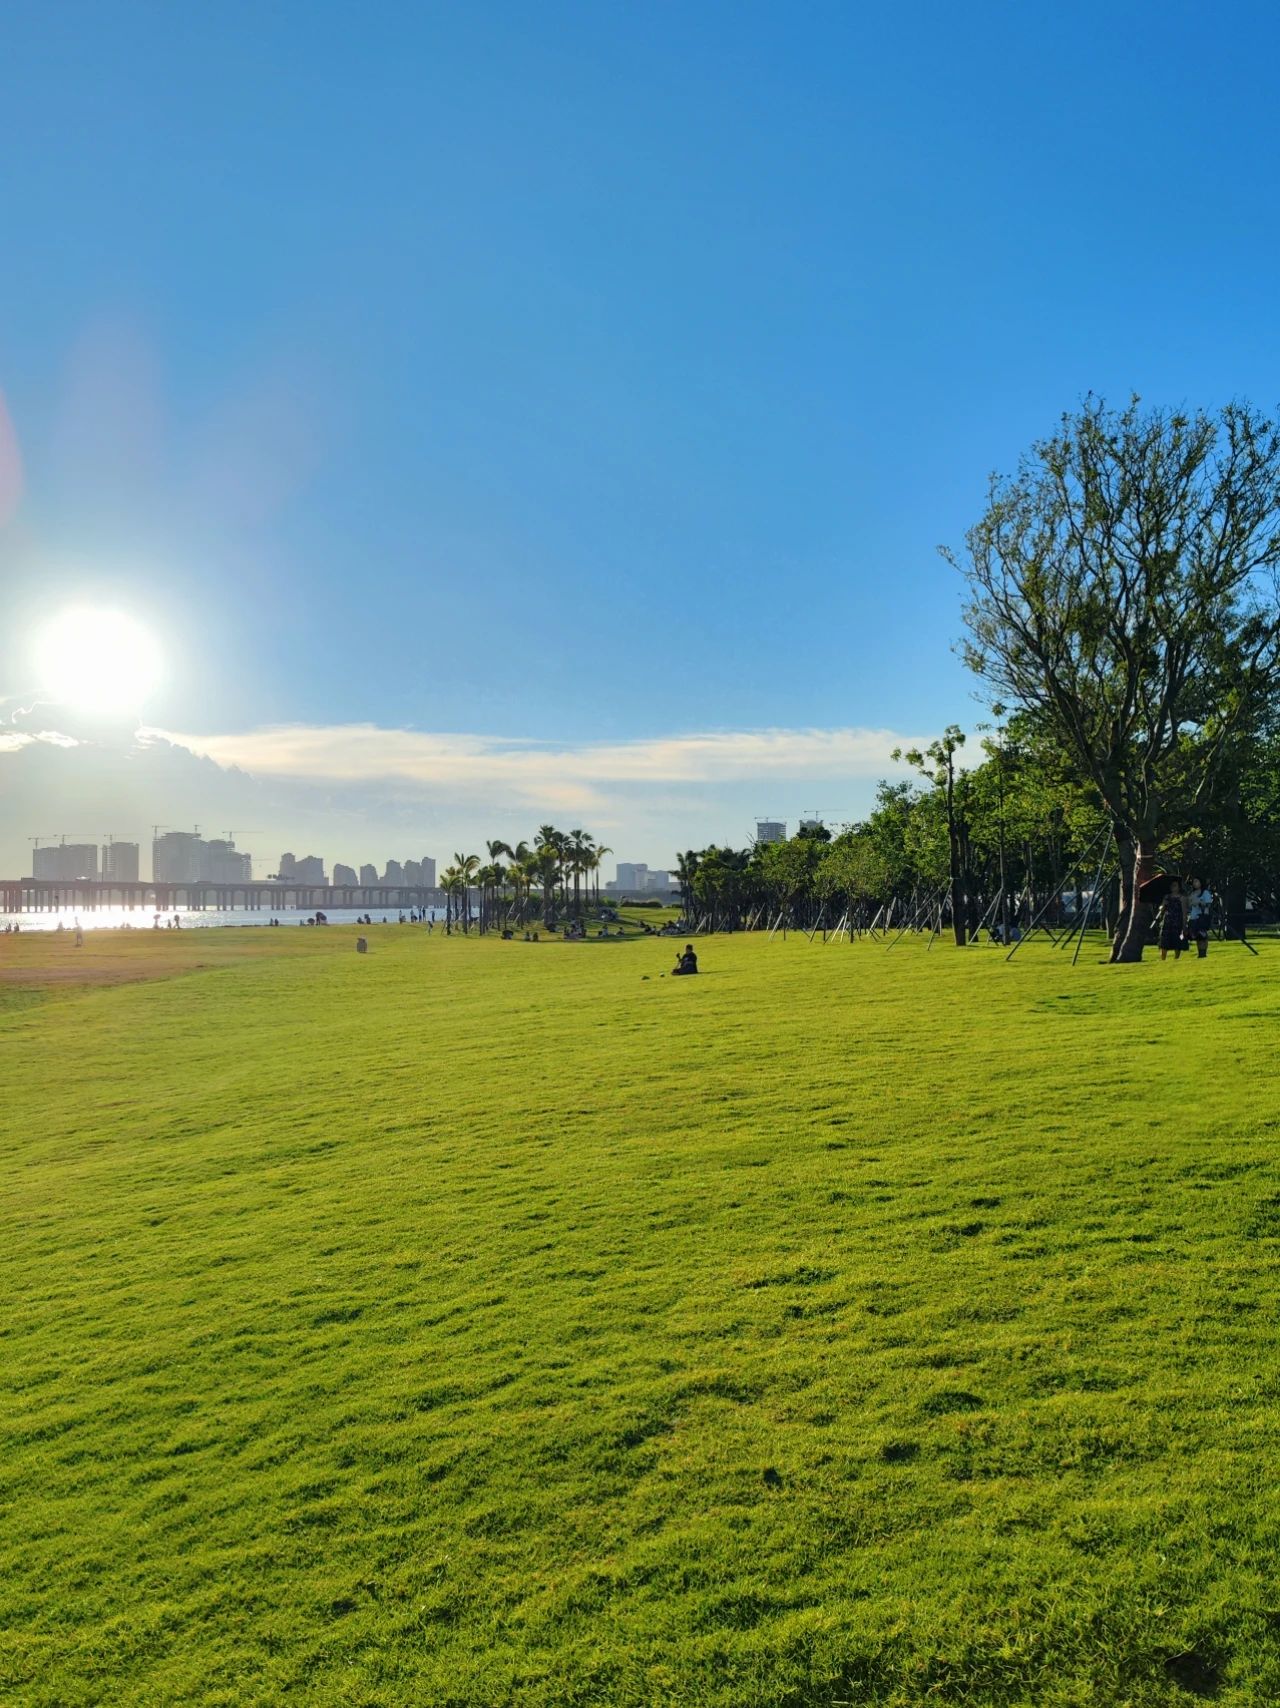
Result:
[0, 906, 433, 933]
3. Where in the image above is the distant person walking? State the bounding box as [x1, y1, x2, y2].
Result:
[1158, 881, 1186, 961]
[1185, 878, 1212, 959]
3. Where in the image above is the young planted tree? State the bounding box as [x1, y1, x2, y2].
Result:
[894, 727, 971, 944]
[951, 397, 1280, 960]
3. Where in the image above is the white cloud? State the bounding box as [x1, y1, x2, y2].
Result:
[149, 722, 925, 805]
[1, 710, 928, 877]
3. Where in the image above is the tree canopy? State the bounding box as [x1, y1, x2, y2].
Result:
[949, 396, 1280, 957]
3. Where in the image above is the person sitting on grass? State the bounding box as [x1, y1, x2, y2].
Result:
[672, 943, 699, 975]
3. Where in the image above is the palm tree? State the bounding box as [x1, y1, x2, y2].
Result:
[484, 839, 511, 933]
[534, 826, 562, 925]
[567, 829, 592, 918]
[534, 844, 560, 929]
[471, 863, 491, 932]
[504, 841, 532, 924]
[675, 849, 700, 920]
[440, 866, 463, 933]
[453, 851, 480, 932]
[593, 844, 612, 910]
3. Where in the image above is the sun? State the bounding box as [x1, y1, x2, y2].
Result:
[33, 608, 164, 717]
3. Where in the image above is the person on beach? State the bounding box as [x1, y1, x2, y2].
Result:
[1158, 880, 1185, 961]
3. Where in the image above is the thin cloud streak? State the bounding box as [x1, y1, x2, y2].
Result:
[150, 722, 927, 805]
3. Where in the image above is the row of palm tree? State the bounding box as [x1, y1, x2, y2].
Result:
[437, 827, 612, 932]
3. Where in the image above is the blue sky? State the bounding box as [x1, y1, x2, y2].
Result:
[3, 1, 1279, 873]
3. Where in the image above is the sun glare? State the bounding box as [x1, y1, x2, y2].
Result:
[33, 608, 164, 717]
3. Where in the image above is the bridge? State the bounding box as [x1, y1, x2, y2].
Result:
[0, 879, 448, 914]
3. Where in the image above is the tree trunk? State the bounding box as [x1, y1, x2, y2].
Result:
[950, 831, 967, 946]
[1112, 839, 1157, 962]
[1223, 875, 1248, 940]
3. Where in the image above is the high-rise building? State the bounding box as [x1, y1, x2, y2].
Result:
[798, 818, 824, 835]
[756, 820, 786, 844]
[420, 856, 436, 888]
[102, 842, 140, 882]
[33, 843, 100, 881]
[202, 839, 252, 882]
[403, 860, 422, 885]
[277, 852, 297, 881]
[153, 831, 251, 883]
[616, 862, 648, 890]
[333, 863, 358, 886]
[359, 864, 378, 886]
[292, 856, 325, 884]
[383, 860, 404, 885]
[153, 831, 204, 882]
[645, 869, 671, 893]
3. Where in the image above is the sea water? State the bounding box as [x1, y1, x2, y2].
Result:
[0, 907, 436, 933]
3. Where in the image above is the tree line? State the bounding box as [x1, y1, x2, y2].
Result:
[672, 700, 1280, 943]
[441, 398, 1280, 962]
[685, 397, 1280, 959]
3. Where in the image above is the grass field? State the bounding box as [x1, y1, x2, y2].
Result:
[3, 923, 1280, 1706]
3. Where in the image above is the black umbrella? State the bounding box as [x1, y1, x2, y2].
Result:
[1137, 872, 1182, 904]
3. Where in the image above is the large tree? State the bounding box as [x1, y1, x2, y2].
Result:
[950, 396, 1280, 959]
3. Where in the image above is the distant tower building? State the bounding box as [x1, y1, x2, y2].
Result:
[201, 839, 251, 882]
[616, 862, 648, 890]
[359, 864, 378, 886]
[293, 855, 325, 884]
[755, 820, 786, 844]
[154, 831, 205, 882]
[645, 869, 671, 893]
[57, 843, 98, 880]
[403, 859, 422, 885]
[420, 856, 436, 887]
[102, 842, 140, 882]
[33, 844, 98, 880]
[276, 852, 297, 882]
[798, 818, 823, 835]
[383, 860, 404, 886]
[333, 863, 358, 886]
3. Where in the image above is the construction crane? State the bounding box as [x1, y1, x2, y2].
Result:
[27, 833, 89, 853]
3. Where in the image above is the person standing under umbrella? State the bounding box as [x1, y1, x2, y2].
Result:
[1158, 879, 1186, 961]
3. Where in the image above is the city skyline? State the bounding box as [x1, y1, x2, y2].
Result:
[21, 823, 745, 893]
[24, 828, 443, 887]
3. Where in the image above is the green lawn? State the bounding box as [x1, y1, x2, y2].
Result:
[3, 925, 1280, 1706]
